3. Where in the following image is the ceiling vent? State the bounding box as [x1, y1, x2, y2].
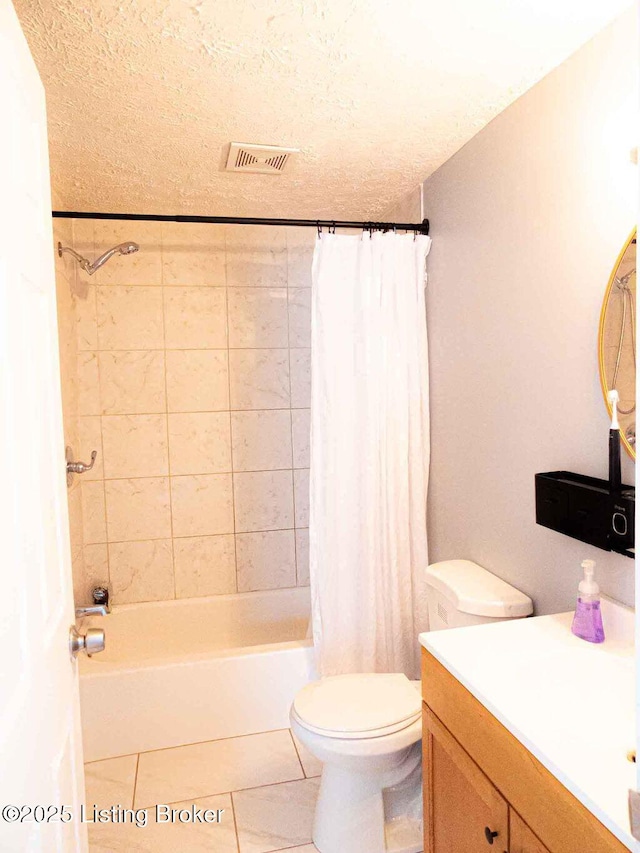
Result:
[225, 142, 299, 175]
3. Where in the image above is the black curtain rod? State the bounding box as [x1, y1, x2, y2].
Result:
[51, 210, 429, 235]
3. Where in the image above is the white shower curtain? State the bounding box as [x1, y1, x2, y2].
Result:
[309, 231, 432, 678]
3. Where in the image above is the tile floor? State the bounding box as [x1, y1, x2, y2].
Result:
[84, 729, 322, 852]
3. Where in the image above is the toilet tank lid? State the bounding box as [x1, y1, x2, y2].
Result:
[426, 560, 533, 618]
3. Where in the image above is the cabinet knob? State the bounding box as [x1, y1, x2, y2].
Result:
[484, 826, 499, 845]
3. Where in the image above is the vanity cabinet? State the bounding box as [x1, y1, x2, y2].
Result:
[510, 812, 550, 853]
[423, 704, 511, 851]
[421, 649, 628, 853]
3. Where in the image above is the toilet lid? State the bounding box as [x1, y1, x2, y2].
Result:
[293, 673, 421, 738]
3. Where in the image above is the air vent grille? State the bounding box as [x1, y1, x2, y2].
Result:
[226, 143, 298, 175]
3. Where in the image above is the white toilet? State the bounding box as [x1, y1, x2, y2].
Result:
[290, 559, 533, 853]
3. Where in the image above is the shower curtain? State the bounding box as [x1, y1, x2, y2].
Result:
[309, 231, 432, 678]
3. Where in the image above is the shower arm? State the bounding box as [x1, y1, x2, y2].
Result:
[57, 243, 92, 272]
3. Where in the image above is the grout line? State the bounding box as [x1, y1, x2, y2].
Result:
[131, 753, 140, 810]
[93, 407, 310, 416]
[115, 727, 294, 759]
[288, 729, 306, 778]
[135, 770, 309, 813]
[97, 466, 307, 480]
[85, 528, 308, 547]
[229, 791, 241, 853]
[224, 264, 240, 595]
[161, 279, 178, 601]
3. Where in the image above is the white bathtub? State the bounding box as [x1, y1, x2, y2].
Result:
[79, 587, 315, 762]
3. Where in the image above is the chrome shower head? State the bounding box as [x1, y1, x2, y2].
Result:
[57, 241, 140, 275]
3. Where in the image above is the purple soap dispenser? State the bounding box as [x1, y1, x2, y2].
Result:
[571, 559, 605, 644]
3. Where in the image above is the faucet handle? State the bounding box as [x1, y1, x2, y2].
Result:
[75, 604, 108, 619]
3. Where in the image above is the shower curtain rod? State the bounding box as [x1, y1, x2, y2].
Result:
[51, 210, 430, 235]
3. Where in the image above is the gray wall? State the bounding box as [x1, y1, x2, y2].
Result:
[422, 10, 637, 612]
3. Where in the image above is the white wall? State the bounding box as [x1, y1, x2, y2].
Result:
[422, 10, 637, 612]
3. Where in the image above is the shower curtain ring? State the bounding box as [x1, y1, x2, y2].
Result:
[331, 221, 336, 234]
[317, 222, 322, 238]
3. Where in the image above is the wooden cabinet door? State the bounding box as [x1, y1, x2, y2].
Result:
[423, 705, 509, 853]
[510, 810, 551, 853]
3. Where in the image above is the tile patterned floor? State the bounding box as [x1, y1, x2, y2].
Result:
[84, 729, 321, 852]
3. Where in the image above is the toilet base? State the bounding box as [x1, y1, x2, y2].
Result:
[311, 743, 423, 853]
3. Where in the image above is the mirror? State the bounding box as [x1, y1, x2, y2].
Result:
[598, 229, 636, 459]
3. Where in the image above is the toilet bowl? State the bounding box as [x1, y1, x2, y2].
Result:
[290, 673, 423, 853]
[292, 560, 534, 853]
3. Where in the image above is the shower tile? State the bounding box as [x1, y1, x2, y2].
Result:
[101, 415, 169, 479]
[81, 481, 107, 544]
[234, 471, 294, 533]
[226, 224, 288, 251]
[295, 529, 310, 586]
[162, 222, 226, 287]
[291, 732, 322, 778]
[229, 349, 290, 410]
[174, 534, 236, 598]
[97, 286, 164, 350]
[226, 225, 287, 288]
[168, 412, 232, 475]
[74, 545, 109, 607]
[77, 416, 104, 480]
[286, 227, 315, 289]
[231, 410, 292, 472]
[71, 214, 94, 247]
[71, 553, 88, 609]
[233, 777, 320, 853]
[166, 350, 229, 413]
[227, 288, 289, 348]
[291, 409, 310, 468]
[67, 489, 84, 571]
[288, 288, 312, 348]
[77, 351, 100, 416]
[293, 469, 310, 528]
[109, 539, 174, 604]
[76, 284, 98, 351]
[84, 754, 138, 811]
[105, 478, 171, 542]
[83, 544, 109, 591]
[163, 286, 227, 349]
[99, 351, 166, 415]
[89, 793, 236, 853]
[92, 220, 162, 286]
[290, 349, 311, 408]
[170, 474, 234, 537]
[134, 730, 303, 808]
[236, 530, 296, 592]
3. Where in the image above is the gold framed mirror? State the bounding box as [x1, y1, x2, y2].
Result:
[598, 228, 636, 459]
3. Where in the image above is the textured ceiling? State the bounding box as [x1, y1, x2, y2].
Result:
[14, 0, 631, 218]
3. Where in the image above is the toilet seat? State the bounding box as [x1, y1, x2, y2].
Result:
[292, 673, 421, 740]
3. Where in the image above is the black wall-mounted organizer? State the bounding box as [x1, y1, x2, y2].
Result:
[535, 471, 634, 558]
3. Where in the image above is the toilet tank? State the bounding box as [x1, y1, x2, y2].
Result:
[425, 560, 533, 632]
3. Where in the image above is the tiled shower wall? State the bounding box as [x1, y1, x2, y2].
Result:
[55, 219, 314, 605]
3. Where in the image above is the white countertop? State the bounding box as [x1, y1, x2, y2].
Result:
[419, 598, 638, 852]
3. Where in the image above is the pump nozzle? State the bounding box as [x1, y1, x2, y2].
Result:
[579, 559, 598, 595]
[581, 559, 595, 579]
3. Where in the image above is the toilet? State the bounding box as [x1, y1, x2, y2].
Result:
[290, 559, 533, 853]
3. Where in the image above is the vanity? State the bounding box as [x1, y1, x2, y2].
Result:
[419, 599, 637, 852]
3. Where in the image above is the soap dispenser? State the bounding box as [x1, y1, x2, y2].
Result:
[571, 559, 605, 644]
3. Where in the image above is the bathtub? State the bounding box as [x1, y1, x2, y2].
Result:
[79, 587, 315, 762]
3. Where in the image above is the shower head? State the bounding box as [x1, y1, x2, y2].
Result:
[57, 241, 140, 275]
